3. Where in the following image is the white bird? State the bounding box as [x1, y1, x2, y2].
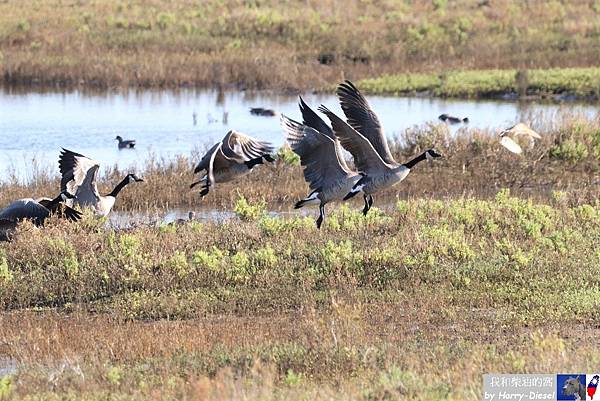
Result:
[59, 148, 144, 217]
[499, 123, 541, 154]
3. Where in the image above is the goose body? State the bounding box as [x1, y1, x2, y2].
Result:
[439, 114, 469, 124]
[0, 191, 82, 241]
[115, 135, 136, 149]
[499, 122, 541, 154]
[190, 130, 275, 198]
[319, 81, 442, 215]
[59, 148, 143, 217]
[281, 97, 360, 228]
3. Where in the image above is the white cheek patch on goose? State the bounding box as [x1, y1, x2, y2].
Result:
[352, 183, 365, 193]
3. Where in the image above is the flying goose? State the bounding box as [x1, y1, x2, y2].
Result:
[250, 107, 278, 117]
[0, 191, 82, 241]
[59, 148, 144, 217]
[499, 122, 541, 154]
[115, 136, 136, 149]
[190, 130, 275, 197]
[439, 114, 469, 124]
[281, 97, 361, 229]
[319, 81, 442, 214]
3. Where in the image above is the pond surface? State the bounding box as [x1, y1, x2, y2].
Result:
[0, 86, 598, 181]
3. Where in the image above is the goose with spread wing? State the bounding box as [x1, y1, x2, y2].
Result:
[59, 148, 144, 217]
[318, 80, 442, 215]
[190, 130, 275, 198]
[0, 190, 82, 241]
[281, 97, 361, 228]
[499, 122, 541, 154]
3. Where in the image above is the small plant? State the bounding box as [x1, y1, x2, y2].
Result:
[0, 250, 12, 283]
[276, 146, 300, 166]
[234, 194, 266, 221]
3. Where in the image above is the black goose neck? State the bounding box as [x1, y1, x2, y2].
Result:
[403, 152, 428, 169]
[107, 176, 130, 197]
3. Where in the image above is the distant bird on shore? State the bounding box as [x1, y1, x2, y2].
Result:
[190, 130, 275, 198]
[439, 114, 469, 124]
[250, 107, 278, 117]
[59, 148, 144, 216]
[499, 122, 541, 154]
[281, 97, 361, 229]
[115, 135, 136, 149]
[320, 80, 442, 215]
[0, 191, 82, 241]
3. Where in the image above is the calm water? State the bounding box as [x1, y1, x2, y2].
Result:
[1, 86, 598, 181]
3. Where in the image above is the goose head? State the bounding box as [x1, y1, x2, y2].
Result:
[127, 173, 144, 183]
[425, 149, 443, 161]
[115, 135, 123, 142]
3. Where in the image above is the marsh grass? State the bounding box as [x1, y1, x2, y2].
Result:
[3, 192, 600, 399]
[3, 1, 600, 91]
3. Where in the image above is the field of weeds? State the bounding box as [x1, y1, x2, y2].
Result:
[3, 0, 600, 92]
[1, 114, 600, 399]
[2, 189, 600, 399]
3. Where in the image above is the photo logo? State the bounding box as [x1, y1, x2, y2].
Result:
[587, 374, 600, 400]
[557, 374, 586, 401]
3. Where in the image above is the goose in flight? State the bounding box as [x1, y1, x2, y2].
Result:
[319, 80, 442, 215]
[281, 97, 361, 229]
[115, 135, 136, 149]
[0, 191, 82, 241]
[190, 130, 275, 198]
[499, 122, 541, 154]
[59, 148, 144, 217]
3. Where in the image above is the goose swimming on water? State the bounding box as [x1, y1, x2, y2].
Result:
[190, 130, 275, 198]
[319, 80, 442, 215]
[115, 135, 136, 149]
[59, 148, 144, 217]
[281, 97, 360, 229]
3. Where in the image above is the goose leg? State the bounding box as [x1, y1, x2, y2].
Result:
[200, 182, 210, 198]
[368, 195, 374, 208]
[362, 194, 371, 216]
[316, 204, 325, 229]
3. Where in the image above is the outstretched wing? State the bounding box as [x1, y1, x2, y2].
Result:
[37, 198, 83, 222]
[506, 123, 542, 139]
[319, 105, 391, 175]
[59, 148, 101, 198]
[299, 97, 352, 173]
[222, 130, 274, 162]
[193, 142, 221, 174]
[0, 199, 50, 223]
[500, 136, 523, 154]
[282, 114, 351, 191]
[336, 80, 396, 164]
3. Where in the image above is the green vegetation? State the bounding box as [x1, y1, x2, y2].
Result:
[2, 193, 600, 399]
[357, 68, 600, 98]
[2, 1, 600, 92]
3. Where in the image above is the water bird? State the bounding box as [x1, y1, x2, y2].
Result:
[250, 107, 278, 117]
[193, 111, 198, 126]
[115, 135, 136, 149]
[439, 114, 469, 124]
[320, 80, 442, 215]
[190, 130, 275, 198]
[281, 97, 361, 229]
[0, 191, 82, 241]
[58, 148, 144, 217]
[222, 111, 229, 124]
[499, 122, 541, 154]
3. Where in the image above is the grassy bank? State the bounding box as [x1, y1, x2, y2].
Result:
[357, 67, 600, 98]
[3, 1, 600, 91]
[2, 192, 600, 399]
[2, 111, 600, 213]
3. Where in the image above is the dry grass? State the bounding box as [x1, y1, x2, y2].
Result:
[3, 0, 600, 90]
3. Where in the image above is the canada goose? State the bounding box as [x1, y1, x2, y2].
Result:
[59, 148, 144, 217]
[281, 97, 361, 229]
[499, 122, 541, 154]
[319, 81, 442, 215]
[250, 107, 278, 117]
[0, 191, 82, 241]
[115, 136, 136, 149]
[439, 114, 469, 124]
[190, 130, 275, 198]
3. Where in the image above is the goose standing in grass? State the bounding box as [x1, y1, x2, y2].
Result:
[190, 130, 275, 198]
[0, 191, 82, 241]
[319, 80, 442, 215]
[281, 97, 361, 229]
[499, 122, 541, 154]
[59, 148, 144, 217]
[115, 135, 136, 149]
